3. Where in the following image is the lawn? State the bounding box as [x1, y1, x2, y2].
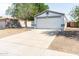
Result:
[0, 28, 28, 39]
[48, 28, 79, 55]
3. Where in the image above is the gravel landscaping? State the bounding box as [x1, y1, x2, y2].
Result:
[48, 28, 79, 55]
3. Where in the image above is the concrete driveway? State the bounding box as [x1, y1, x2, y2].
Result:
[0, 29, 77, 56]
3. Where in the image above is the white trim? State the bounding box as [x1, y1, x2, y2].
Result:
[34, 9, 64, 17]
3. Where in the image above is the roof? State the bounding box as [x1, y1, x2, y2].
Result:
[34, 9, 65, 17]
[0, 17, 18, 21]
[0, 18, 6, 21]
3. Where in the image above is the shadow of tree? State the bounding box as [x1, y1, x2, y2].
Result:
[57, 31, 79, 41]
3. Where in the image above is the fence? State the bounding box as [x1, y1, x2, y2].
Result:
[67, 22, 77, 28]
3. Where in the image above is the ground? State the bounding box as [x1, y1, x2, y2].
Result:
[0, 28, 28, 39]
[0, 29, 76, 56]
[48, 28, 79, 55]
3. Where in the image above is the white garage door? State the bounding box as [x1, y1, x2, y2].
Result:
[36, 17, 64, 29]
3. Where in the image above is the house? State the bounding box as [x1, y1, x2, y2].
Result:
[0, 17, 22, 29]
[34, 10, 67, 31]
[0, 17, 32, 29]
[0, 18, 6, 29]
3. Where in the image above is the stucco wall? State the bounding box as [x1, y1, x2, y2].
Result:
[19, 20, 32, 27]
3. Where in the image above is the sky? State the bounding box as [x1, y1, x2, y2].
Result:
[0, 3, 11, 17]
[0, 3, 79, 20]
[47, 3, 79, 20]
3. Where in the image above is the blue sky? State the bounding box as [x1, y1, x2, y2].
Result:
[0, 3, 79, 20]
[47, 3, 78, 20]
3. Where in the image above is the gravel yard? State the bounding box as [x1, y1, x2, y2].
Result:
[48, 28, 79, 55]
[0, 28, 28, 39]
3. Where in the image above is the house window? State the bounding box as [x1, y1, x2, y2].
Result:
[61, 24, 65, 27]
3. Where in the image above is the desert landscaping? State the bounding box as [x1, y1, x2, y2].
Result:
[48, 28, 79, 55]
[0, 28, 28, 39]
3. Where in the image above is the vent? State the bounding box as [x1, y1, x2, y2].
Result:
[46, 11, 49, 15]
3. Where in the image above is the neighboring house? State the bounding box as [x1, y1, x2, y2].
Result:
[0, 17, 32, 29]
[34, 10, 67, 31]
[5, 18, 21, 28]
[0, 18, 6, 29]
[0, 17, 22, 29]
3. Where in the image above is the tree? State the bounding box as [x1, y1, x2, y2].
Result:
[33, 3, 49, 13]
[70, 6, 79, 27]
[6, 3, 49, 27]
[70, 6, 79, 21]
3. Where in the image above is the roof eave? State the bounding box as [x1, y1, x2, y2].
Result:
[34, 9, 65, 17]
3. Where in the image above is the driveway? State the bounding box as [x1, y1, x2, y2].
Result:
[0, 29, 77, 56]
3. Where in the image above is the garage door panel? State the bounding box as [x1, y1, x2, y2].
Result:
[36, 17, 64, 29]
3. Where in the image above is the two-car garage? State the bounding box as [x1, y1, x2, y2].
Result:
[34, 10, 67, 31]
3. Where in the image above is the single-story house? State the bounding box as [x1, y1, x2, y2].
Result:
[34, 10, 67, 31]
[0, 17, 32, 29]
[0, 18, 6, 29]
[0, 17, 22, 29]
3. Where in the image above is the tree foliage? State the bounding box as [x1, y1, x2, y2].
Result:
[6, 3, 49, 21]
[70, 6, 79, 21]
[70, 6, 79, 27]
[6, 3, 49, 27]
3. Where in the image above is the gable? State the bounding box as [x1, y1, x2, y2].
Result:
[35, 10, 64, 18]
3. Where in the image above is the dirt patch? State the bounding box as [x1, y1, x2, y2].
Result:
[0, 28, 28, 39]
[48, 28, 79, 55]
